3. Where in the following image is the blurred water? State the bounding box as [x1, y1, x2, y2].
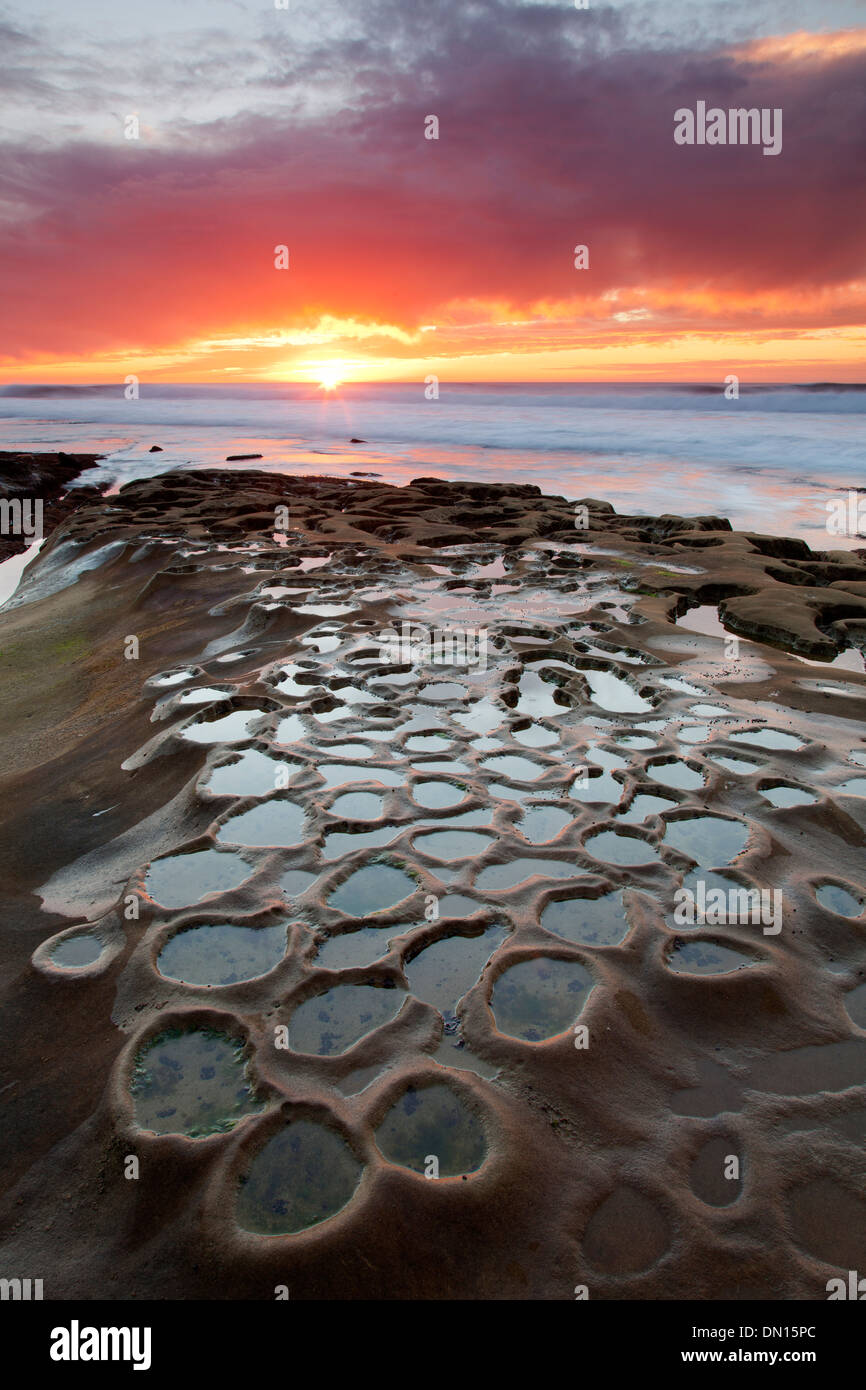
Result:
[0, 382, 863, 548]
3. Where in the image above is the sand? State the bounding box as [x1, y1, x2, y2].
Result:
[0, 461, 865, 1300]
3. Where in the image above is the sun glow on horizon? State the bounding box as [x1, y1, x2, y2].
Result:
[311, 361, 347, 391]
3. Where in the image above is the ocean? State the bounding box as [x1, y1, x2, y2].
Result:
[1, 382, 863, 550]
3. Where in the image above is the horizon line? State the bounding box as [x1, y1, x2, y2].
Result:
[3, 378, 865, 389]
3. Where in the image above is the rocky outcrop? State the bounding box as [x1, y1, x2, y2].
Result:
[0, 451, 106, 562]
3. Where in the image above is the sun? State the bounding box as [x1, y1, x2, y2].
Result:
[317, 364, 343, 391]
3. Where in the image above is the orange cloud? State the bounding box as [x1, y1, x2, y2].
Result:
[0, 21, 864, 382]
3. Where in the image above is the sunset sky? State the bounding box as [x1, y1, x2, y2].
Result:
[0, 0, 864, 384]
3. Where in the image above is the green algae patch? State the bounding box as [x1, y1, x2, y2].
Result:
[130, 1028, 265, 1138]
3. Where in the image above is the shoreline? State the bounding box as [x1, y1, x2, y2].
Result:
[4, 457, 865, 658]
[1, 401, 864, 550]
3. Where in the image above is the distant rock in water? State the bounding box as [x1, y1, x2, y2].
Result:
[350, 437, 367, 443]
[350, 471, 381, 478]
[148, 445, 164, 452]
[225, 453, 263, 461]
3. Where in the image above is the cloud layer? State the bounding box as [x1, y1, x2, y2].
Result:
[0, 0, 864, 377]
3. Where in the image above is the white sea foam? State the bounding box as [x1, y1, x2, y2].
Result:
[0, 383, 863, 548]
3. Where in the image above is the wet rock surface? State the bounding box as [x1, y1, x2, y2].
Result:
[0, 465, 864, 1299]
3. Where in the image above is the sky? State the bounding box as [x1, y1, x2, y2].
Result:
[0, 0, 864, 384]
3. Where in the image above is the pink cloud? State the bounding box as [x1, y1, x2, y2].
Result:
[0, 22, 863, 362]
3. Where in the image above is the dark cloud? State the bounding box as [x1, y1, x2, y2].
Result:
[0, 2, 863, 357]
